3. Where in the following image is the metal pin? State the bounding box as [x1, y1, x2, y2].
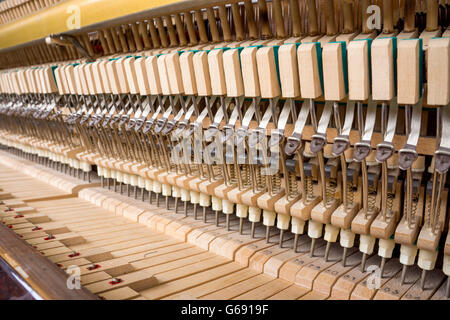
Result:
[101, 176, 104, 188]
[265, 226, 270, 243]
[239, 218, 243, 235]
[310, 238, 316, 257]
[134, 186, 138, 199]
[361, 253, 367, 272]
[156, 193, 160, 207]
[380, 257, 386, 278]
[342, 247, 348, 267]
[127, 184, 130, 197]
[107, 178, 110, 190]
[215, 211, 219, 226]
[279, 229, 284, 248]
[165, 196, 169, 209]
[226, 214, 230, 231]
[193, 204, 198, 219]
[420, 269, 427, 290]
[174, 198, 179, 213]
[251, 222, 255, 238]
[324, 242, 331, 261]
[203, 206, 207, 223]
[293, 234, 299, 253]
[141, 188, 145, 201]
[88, 172, 91, 183]
[400, 265, 408, 285]
[184, 201, 188, 217]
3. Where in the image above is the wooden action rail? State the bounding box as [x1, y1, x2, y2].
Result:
[0, 150, 448, 300]
[0, 222, 97, 300]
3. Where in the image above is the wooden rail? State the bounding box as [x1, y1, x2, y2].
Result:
[0, 222, 98, 300]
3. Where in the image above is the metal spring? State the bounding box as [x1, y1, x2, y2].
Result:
[186, 162, 199, 177]
[426, 185, 443, 234]
[305, 175, 315, 201]
[287, 171, 299, 201]
[169, 163, 177, 172]
[241, 164, 251, 188]
[228, 164, 238, 184]
[404, 192, 419, 223]
[432, 194, 443, 234]
[425, 193, 432, 227]
[386, 192, 395, 211]
[271, 172, 282, 195]
[325, 178, 338, 206]
[199, 163, 208, 179]
[346, 181, 356, 209]
[255, 166, 265, 191]
[155, 141, 166, 169]
[213, 164, 223, 179]
[367, 185, 378, 213]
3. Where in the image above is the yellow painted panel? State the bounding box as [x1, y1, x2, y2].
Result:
[0, 0, 179, 50]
